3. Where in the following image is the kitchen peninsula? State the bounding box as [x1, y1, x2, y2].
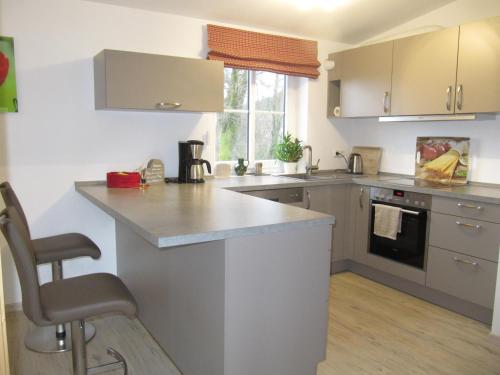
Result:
[76, 179, 334, 375]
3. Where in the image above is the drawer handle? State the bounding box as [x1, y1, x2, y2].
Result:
[453, 256, 478, 267]
[457, 202, 483, 210]
[455, 221, 481, 230]
[156, 102, 181, 109]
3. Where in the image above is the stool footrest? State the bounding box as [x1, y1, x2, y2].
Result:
[87, 347, 128, 375]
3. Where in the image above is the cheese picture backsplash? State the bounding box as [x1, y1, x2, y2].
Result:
[415, 137, 470, 185]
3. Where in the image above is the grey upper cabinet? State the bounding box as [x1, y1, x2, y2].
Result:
[455, 17, 500, 113]
[391, 27, 460, 116]
[94, 50, 224, 112]
[335, 41, 394, 117]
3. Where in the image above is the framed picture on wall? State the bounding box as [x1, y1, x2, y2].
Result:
[0, 36, 18, 113]
[415, 137, 470, 185]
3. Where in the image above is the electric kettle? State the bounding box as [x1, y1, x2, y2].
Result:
[348, 153, 363, 174]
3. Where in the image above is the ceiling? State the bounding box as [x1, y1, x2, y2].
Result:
[87, 0, 454, 44]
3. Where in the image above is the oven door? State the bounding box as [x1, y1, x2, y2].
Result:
[369, 200, 428, 269]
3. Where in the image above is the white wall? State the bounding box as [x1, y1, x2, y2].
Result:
[0, 0, 348, 304]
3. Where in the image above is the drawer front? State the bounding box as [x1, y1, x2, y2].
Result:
[429, 212, 500, 262]
[432, 196, 500, 223]
[426, 246, 497, 308]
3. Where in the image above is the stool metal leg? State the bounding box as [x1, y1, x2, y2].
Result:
[52, 261, 67, 340]
[24, 322, 96, 353]
[71, 320, 87, 375]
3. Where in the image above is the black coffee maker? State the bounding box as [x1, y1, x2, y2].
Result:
[178, 140, 212, 183]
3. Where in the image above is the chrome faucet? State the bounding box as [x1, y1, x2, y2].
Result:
[303, 145, 313, 176]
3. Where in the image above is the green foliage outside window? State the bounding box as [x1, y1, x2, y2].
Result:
[216, 68, 285, 161]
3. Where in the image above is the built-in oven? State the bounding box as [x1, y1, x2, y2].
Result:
[369, 187, 431, 270]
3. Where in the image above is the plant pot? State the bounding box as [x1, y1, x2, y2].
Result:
[283, 162, 298, 174]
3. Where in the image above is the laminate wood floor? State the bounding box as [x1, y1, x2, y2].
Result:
[7, 272, 500, 374]
[6, 313, 180, 375]
[318, 272, 500, 375]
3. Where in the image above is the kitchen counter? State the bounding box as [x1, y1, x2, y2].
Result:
[76, 180, 334, 248]
[208, 173, 500, 204]
[76, 175, 500, 249]
[356, 176, 500, 204]
[75, 174, 500, 375]
[76, 179, 334, 375]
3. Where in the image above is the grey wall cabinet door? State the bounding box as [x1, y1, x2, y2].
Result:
[306, 185, 347, 263]
[337, 41, 394, 117]
[94, 50, 224, 112]
[456, 17, 500, 113]
[390, 27, 459, 116]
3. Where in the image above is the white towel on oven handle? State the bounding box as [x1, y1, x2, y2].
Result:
[373, 204, 402, 240]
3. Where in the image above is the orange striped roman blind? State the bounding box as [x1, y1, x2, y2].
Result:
[207, 24, 321, 79]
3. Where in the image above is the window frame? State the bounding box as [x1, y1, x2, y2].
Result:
[216, 68, 288, 168]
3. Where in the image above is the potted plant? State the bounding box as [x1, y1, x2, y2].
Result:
[274, 133, 303, 174]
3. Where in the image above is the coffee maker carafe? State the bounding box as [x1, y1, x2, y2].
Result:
[178, 140, 211, 183]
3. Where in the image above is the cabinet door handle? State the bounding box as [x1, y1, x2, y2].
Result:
[359, 188, 364, 209]
[457, 202, 483, 210]
[455, 221, 481, 230]
[446, 86, 452, 111]
[306, 190, 311, 209]
[453, 256, 478, 267]
[383, 92, 390, 114]
[456, 84, 463, 110]
[156, 102, 181, 109]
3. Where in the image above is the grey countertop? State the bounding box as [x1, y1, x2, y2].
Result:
[355, 176, 500, 204]
[218, 173, 500, 204]
[75, 180, 335, 248]
[76, 173, 500, 248]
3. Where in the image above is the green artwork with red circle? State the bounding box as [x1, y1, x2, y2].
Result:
[0, 36, 18, 113]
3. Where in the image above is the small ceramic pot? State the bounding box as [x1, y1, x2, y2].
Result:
[283, 162, 298, 174]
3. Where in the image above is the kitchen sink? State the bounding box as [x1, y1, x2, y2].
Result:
[280, 170, 353, 181]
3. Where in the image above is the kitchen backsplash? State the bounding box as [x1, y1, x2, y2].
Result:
[334, 114, 500, 184]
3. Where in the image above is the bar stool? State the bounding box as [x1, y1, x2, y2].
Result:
[0, 181, 101, 352]
[0, 206, 137, 375]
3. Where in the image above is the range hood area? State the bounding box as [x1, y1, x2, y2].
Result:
[378, 114, 477, 122]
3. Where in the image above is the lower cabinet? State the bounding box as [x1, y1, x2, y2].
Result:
[305, 185, 348, 266]
[344, 185, 371, 264]
[430, 212, 500, 262]
[426, 246, 497, 308]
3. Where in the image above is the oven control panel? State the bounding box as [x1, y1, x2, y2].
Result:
[370, 187, 432, 209]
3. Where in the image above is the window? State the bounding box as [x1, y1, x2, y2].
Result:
[216, 68, 286, 163]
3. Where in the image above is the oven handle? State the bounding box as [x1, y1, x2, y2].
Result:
[371, 204, 420, 216]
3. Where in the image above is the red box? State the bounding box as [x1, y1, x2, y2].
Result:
[106, 172, 141, 188]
